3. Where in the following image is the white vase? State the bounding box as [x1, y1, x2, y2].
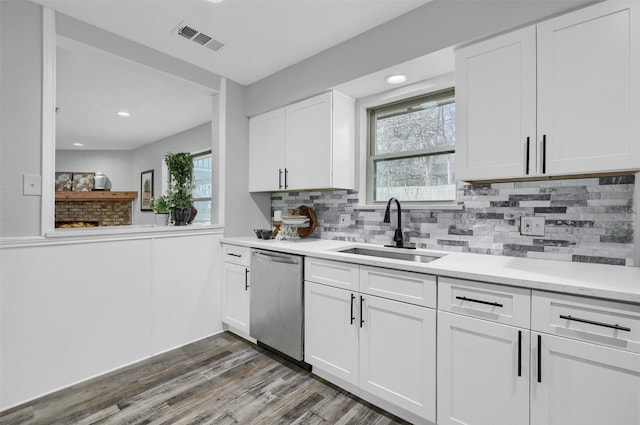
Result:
[154, 213, 170, 226]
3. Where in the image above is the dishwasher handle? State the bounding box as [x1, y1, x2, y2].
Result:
[252, 250, 301, 265]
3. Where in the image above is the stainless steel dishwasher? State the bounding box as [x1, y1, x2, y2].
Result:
[250, 249, 305, 362]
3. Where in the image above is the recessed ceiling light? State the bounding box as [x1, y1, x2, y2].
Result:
[72, 142, 84, 147]
[116, 111, 131, 117]
[206, 0, 224, 3]
[385, 74, 407, 85]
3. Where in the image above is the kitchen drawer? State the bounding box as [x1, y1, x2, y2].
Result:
[439, 277, 531, 328]
[360, 266, 436, 308]
[305, 257, 359, 290]
[222, 244, 251, 267]
[532, 291, 640, 354]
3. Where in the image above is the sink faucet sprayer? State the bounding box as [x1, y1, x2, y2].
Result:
[383, 197, 415, 249]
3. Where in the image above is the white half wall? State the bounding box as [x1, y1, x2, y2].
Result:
[0, 231, 223, 410]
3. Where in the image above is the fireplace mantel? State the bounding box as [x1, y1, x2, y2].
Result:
[55, 191, 138, 202]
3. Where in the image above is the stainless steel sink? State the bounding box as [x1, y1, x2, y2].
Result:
[338, 247, 443, 263]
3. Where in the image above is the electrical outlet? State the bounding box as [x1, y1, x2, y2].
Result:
[520, 216, 545, 236]
[339, 213, 350, 227]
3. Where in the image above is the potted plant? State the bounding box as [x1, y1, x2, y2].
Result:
[150, 195, 171, 226]
[165, 152, 194, 225]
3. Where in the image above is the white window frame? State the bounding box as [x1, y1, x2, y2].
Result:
[357, 75, 459, 208]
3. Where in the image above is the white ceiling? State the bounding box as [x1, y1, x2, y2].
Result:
[37, 0, 450, 151]
[36, 0, 432, 86]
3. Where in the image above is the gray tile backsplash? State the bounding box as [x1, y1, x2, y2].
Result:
[272, 175, 635, 266]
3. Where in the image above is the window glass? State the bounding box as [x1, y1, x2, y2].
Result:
[368, 89, 456, 203]
[192, 151, 212, 223]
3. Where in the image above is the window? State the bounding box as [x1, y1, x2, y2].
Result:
[191, 150, 212, 223]
[367, 89, 456, 203]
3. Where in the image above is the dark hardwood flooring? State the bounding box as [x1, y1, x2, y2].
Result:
[0, 332, 411, 425]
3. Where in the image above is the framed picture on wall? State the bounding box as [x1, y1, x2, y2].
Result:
[72, 172, 95, 191]
[140, 169, 154, 211]
[55, 172, 73, 191]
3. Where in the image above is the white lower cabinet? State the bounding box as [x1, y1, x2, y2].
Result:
[437, 311, 530, 425]
[531, 333, 640, 425]
[304, 282, 359, 385]
[221, 245, 251, 336]
[530, 291, 640, 425]
[359, 294, 436, 421]
[304, 271, 436, 422]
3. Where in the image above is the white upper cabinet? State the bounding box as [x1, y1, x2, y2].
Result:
[456, 0, 640, 181]
[537, 1, 640, 175]
[456, 26, 537, 181]
[248, 108, 285, 192]
[248, 91, 355, 192]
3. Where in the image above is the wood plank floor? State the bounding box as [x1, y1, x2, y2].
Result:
[0, 332, 411, 425]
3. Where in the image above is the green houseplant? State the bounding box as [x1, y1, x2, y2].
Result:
[165, 152, 194, 225]
[150, 195, 171, 226]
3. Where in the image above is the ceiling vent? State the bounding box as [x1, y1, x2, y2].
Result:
[174, 22, 225, 52]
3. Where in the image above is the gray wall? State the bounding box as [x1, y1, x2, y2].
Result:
[0, 1, 43, 237]
[247, 0, 595, 116]
[223, 80, 271, 237]
[55, 150, 134, 192]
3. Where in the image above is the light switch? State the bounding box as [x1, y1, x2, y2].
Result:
[23, 174, 42, 196]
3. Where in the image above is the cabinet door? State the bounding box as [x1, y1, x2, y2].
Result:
[537, 1, 640, 175]
[285, 92, 332, 190]
[249, 107, 286, 192]
[221, 262, 250, 335]
[531, 333, 640, 425]
[437, 311, 529, 425]
[304, 282, 359, 386]
[359, 295, 436, 421]
[456, 26, 537, 181]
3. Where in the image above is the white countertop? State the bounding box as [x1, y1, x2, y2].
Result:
[221, 237, 640, 305]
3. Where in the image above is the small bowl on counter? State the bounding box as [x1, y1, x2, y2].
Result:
[254, 229, 275, 240]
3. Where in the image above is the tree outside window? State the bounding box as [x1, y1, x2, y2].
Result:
[368, 89, 456, 203]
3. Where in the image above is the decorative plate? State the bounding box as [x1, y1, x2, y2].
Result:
[297, 205, 317, 238]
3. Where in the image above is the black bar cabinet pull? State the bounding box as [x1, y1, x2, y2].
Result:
[517, 330, 522, 377]
[228, 253, 242, 258]
[284, 168, 289, 189]
[542, 135, 547, 174]
[278, 169, 283, 189]
[244, 268, 249, 290]
[360, 296, 365, 328]
[525, 137, 530, 175]
[456, 296, 503, 308]
[350, 293, 355, 325]
[537, 334, 542, 383]
[560, 314, 631, 332]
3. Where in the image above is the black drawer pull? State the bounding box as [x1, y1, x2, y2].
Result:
[542, 135, 547, 174]
[525, 137, 530, 175]
[228, 253, 242, 258]
[350, 293, 355, 325]
[517, 330, 522, 377]
[360, 296, 365, 328]
[560, 314, 631, 332]
[537, 334, 542, 383]
[456, 296, 503, 308]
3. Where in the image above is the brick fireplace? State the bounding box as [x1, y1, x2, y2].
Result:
[55, 191, 137, 227]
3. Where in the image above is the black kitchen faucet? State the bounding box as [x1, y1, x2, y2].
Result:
[383, 197, 416, 249]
